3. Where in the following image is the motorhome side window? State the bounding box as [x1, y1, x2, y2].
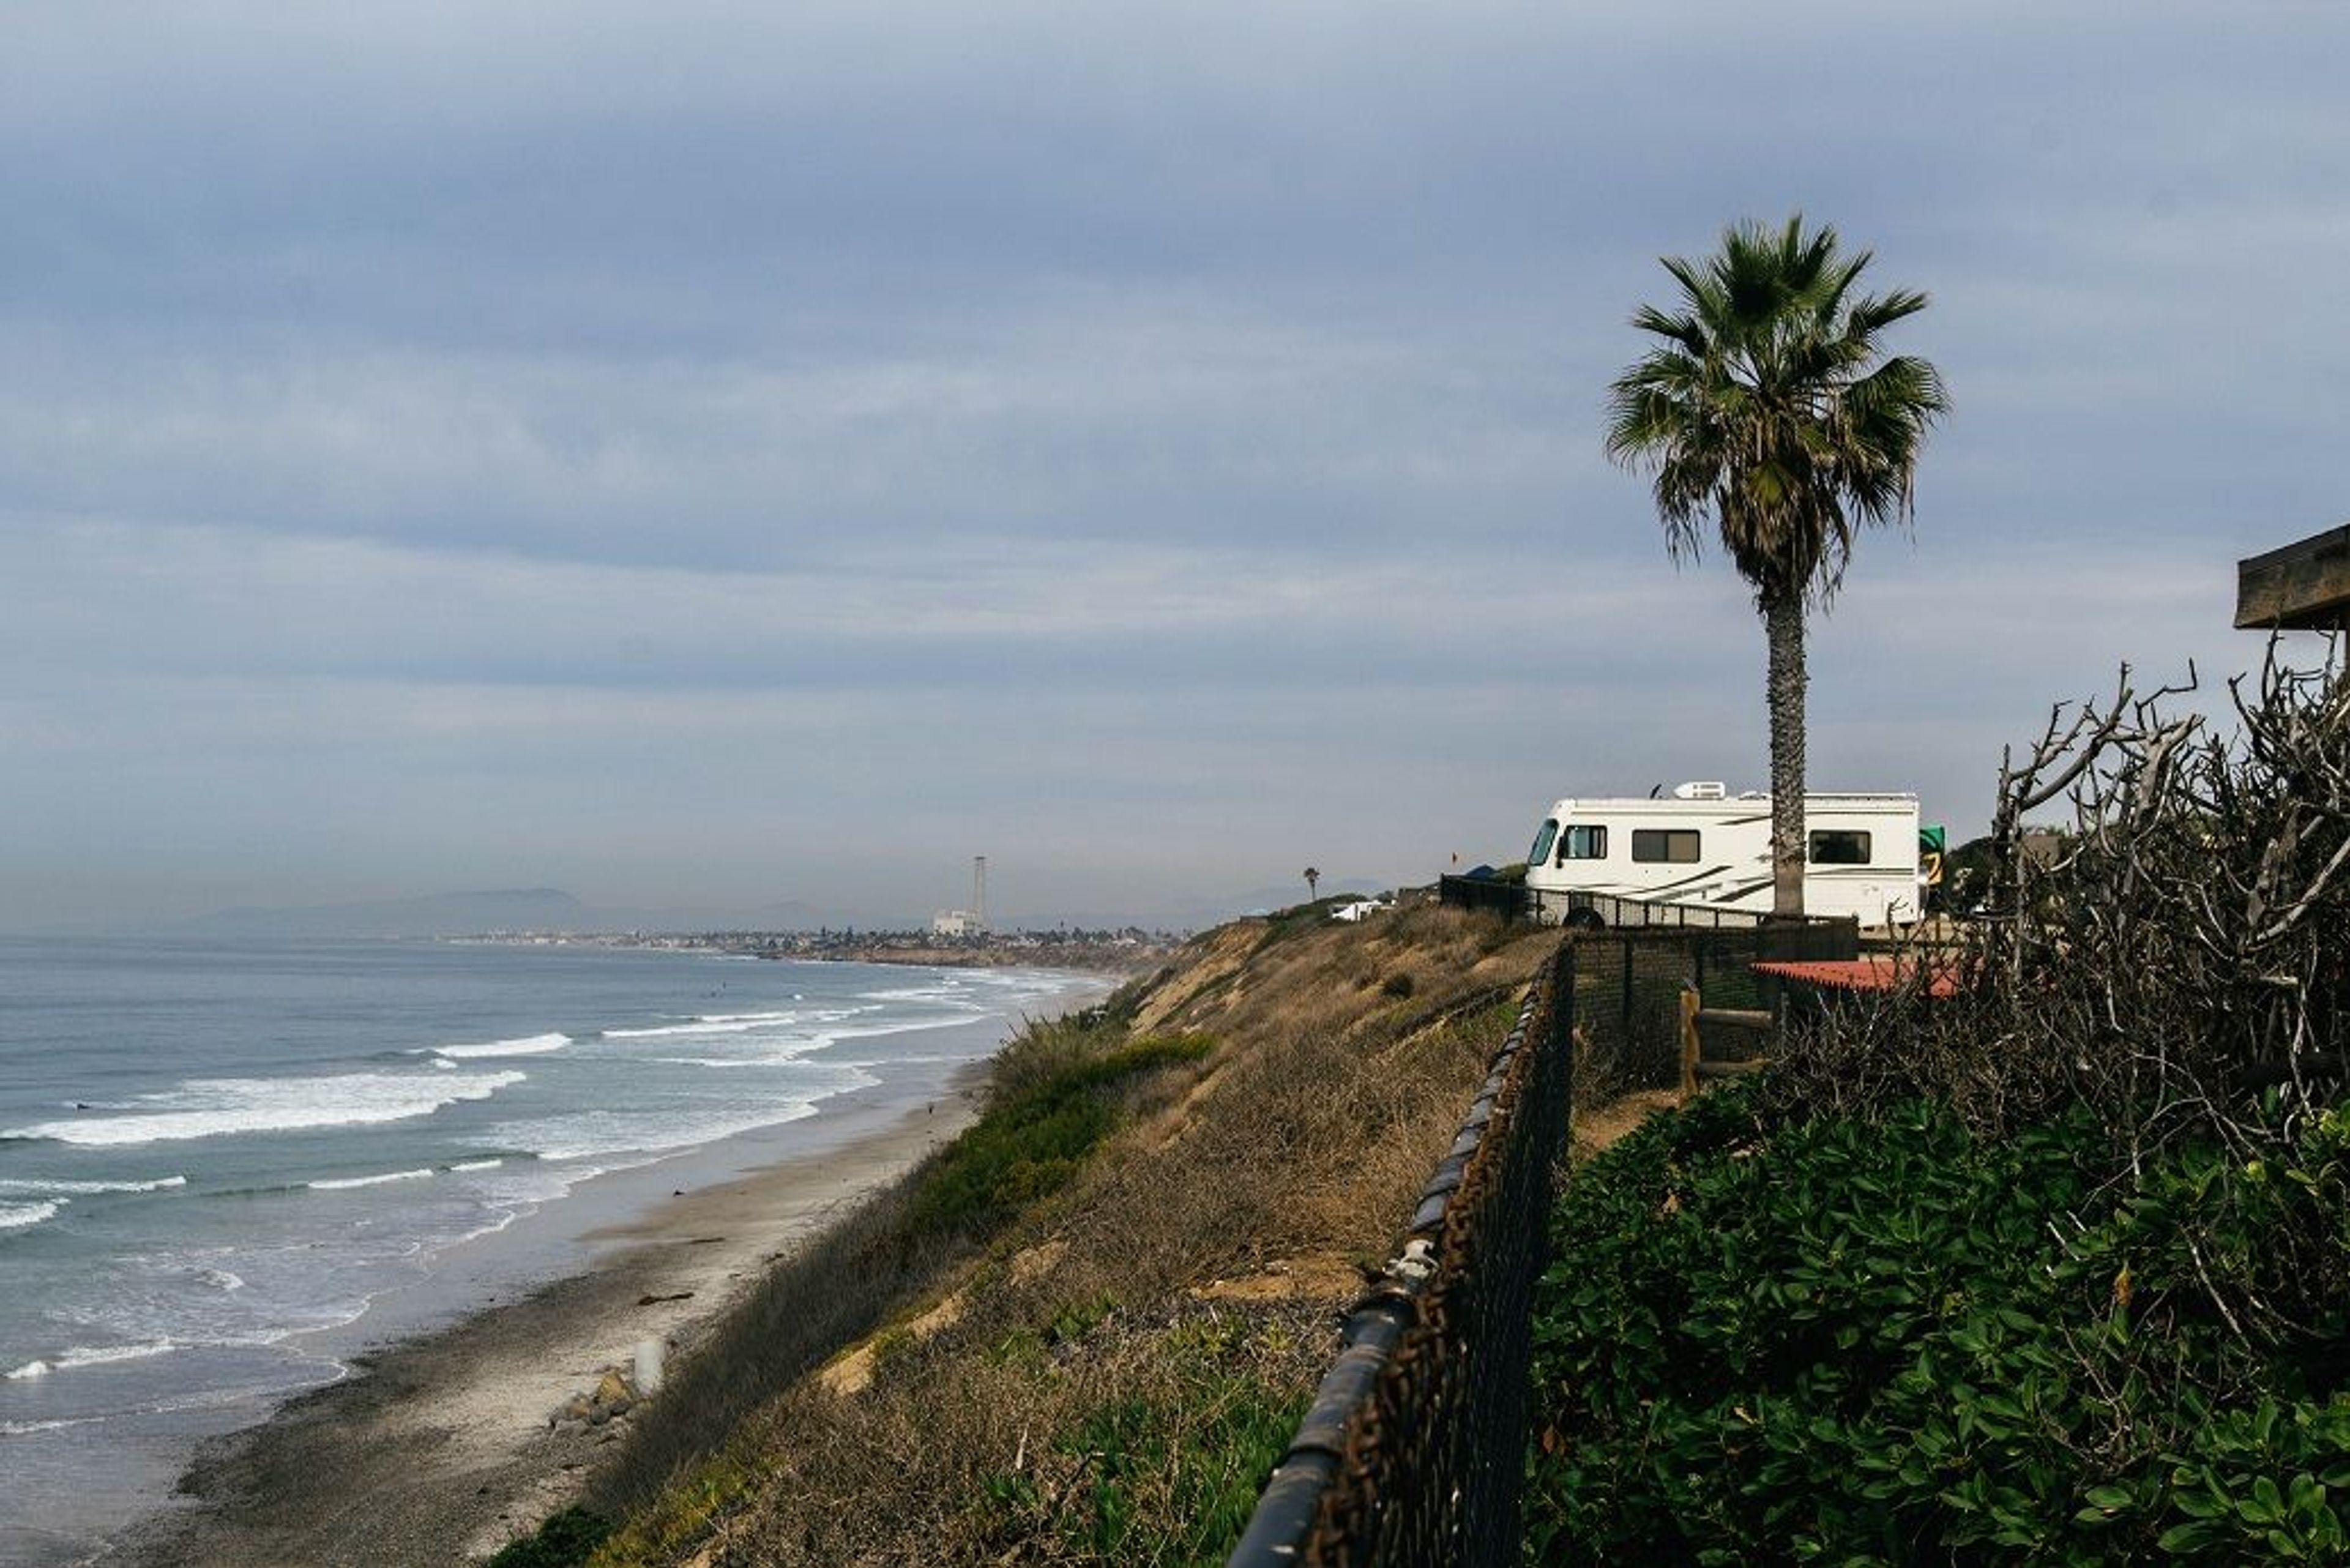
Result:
[1561, 826, 1606, 860]
[1808, 830, 1871, 865]
[1630, 829, 1700, 864]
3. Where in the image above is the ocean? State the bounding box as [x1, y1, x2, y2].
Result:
[0, 935, 1100, 1567]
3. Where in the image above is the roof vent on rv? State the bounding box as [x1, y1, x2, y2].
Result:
[1673, 781, 1728, 801]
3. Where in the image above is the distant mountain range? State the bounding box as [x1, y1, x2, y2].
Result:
[154, 876, 1403, 940]
[163, 889, 901, 939]
[173, 889, 603, 939]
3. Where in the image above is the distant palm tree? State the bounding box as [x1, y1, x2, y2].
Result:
[1605, 215, 1947, 917]
[1303, 867, 1321, 900]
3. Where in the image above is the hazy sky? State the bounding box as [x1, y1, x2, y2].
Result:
[6, 2, 2344, 929]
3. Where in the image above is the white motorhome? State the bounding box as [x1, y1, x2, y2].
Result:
[1522, 782, 1923, 928]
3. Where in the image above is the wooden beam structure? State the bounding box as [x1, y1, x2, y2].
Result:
[2237, 524, 2350, 630]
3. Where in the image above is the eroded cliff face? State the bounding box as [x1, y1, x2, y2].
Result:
[587, 902, 1564, 1568]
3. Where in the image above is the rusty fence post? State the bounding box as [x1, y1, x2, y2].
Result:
[1678, 985, 1701, 1101]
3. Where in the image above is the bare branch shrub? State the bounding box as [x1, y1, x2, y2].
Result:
[1774, 641, 2347, 1132]
[1765, 637, 2350, 1348]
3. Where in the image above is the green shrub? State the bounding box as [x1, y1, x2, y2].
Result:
[485, 1507, 611, 1568]
[1524, 1085, 2350, 1563]
[906, 1031, 1214, 1241]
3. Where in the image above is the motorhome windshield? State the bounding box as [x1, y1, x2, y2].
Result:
[1528, 819, 1558, 867]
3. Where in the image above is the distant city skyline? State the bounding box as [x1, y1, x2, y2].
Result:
[5, 3, 2343, 933]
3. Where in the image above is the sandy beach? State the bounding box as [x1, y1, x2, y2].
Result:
[100, 1089, 980, 1567]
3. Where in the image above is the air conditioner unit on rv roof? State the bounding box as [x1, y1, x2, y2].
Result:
[1673, 781, 1728, 801]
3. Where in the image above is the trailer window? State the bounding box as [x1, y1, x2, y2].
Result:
[1630, 829, 1700, 864]
[1561, 825, 1606, 860]
[1808, 829, 1872, 865]
[1527, 819, 1558, 867]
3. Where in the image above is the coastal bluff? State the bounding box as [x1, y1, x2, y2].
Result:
[122, 902, 1556, 1567]
[551, 902, 1561, 1566]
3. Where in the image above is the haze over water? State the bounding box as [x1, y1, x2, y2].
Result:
[0, 936, 1097, 1567]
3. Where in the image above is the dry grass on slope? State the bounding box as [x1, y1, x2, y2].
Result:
[605, 906, 1559, 1568]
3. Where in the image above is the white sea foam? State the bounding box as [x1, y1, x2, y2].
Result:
[603, 1010, 802, 1040]
[431, 1032, 572, 1059]
[1, 1070, 526, 1147]
[488, 1097, 828, 1162]
[865, 982, 982, 1006]
[0, 1199, 61, 1231]
[1, 1416, 100, 1436]
[308, 1167, 435, 1192]
[5, 1341, 179, 1379]
[450, 1158, 505, 1172]
[657, 1014, 973, 1077]
[0, 1174, 186, 1195]
[818, 1016, 968, 1046]
[649, 1031, 835, 1066]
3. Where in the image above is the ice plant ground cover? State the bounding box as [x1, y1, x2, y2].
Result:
[1525, 1083, 2350, 1562]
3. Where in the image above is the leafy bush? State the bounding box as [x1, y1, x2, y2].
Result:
[906, 1031, 1214, 1241]
[485, 1507, 611, 1568]
[1525, 1085, 2350, 1564]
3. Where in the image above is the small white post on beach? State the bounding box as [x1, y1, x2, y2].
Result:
[634, 1337, 665, 1395]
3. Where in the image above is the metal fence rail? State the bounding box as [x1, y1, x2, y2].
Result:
[1436, 875, 1865, 944]
[1229, 911, 1866, 1565]
[1434, 872, 1531, 921]
[1228, 938, 1578, 1567]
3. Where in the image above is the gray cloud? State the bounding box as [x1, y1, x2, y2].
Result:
[3, 2, 2343, 928]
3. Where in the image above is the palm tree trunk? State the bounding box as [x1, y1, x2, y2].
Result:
[1762, 588, 1808, 919]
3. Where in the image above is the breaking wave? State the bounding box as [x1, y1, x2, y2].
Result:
[2, 1071, 526, 1148]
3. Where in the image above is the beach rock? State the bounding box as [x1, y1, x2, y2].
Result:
[553, 1365, 644, 1428]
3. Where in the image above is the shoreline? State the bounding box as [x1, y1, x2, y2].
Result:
[99, 1071, 991, 1567]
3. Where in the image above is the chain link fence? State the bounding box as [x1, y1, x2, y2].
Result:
[1569, 920, 1851, 1092]
[1226, 936, 1575, 1567]
[1229, 909, 1859, 1566]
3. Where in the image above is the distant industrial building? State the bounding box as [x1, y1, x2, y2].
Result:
[931, 856, 989, 938]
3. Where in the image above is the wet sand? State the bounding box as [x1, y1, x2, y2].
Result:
[101, 1093, 977, 1567]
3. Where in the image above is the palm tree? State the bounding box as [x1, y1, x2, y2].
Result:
[1303, 867, 1321, 901]
[1605, 215, 1947, 918]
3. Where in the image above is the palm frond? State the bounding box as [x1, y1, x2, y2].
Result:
[1604, 213, 1945, 613]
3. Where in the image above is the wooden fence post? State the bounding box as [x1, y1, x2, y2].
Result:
[1678, 985, 1701, 1101]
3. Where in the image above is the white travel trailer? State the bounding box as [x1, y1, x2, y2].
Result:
[1522, 782, 1924, 928]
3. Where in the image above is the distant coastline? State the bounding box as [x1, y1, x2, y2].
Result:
[460, 928, 1179, 974]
